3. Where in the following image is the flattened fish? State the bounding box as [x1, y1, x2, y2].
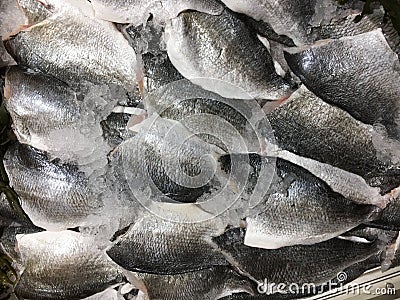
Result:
[14, 230, 124, 300]
[165, 9, 293, 100]
[244, 157, 381, 249]
[4, 66, 81, 150]
[268, 86, 397, 178]
[3, 143, 103, 230]
[214, 228, 384, 290]
[91, 0, 224, 25]
[220, 0, 334, 45]
[138, 267, 254, 300]
[4, 1, 138, 90]
[106, 204, 229, 274]
[284, 29, 400, 138]
[110, 116, 227, 203]
[147, 79, 267, 154]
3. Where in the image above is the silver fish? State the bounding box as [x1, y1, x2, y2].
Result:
[268, 86, 398, 179]
[284, 29, 400, 139]
[106, 204, 229, 274]
[244, 157, 381, 249]
[220, 0, 334, 45]
[110, 115, 227, 203]
[214, 228, 384, 290]
[138, 267, 254, 300]
[3, 143, 103, 230]
[4, 66, 81, 151]
[90, 0, 224, 25]
[165, 9, 293, 100]
[14, 230, 124, 300]
[4, 1, 138, 90]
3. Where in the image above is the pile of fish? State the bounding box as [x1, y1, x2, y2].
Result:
[1, 0, 400, 299]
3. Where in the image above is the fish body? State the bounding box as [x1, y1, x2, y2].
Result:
[3, 143, 103, 230]
[139, 266, 254, 300]
[165, 10, 292, 100]
[214, 228, 383, 289]
[106, 204, 228, 274]
[4, 66, 81, 150]
[284, 29, 400, 139]
[4, 2, 138, 90]
[14, 230, 124, 300]
[244, 158, 381, 249]
[268, 86, 394, 178]
[111, 116, 226, 203]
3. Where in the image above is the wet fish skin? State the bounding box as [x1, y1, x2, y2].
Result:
[3, 143, 102, 230]
[284, 29, 400, 138]
[91, 0, 224, 25]
[111, 116, 225, 203]
[214, 228, 383, 288]
[139, 266, 254, 300]
[106, 206, 228, 274]
[268, 86, 390, 178]
[101, 113, 135, 148]
[14, 230, 124, 300]
[368, 194, 400, 231]
[244, 157, 382, 249]
[16, 0, 52, 24]
[165, 9, 292, 100]
[220, 0, 330, 45]
[4, 66, 81, 148]
[4, 5, 138, 91]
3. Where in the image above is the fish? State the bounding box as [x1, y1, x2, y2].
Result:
[14, 230, 124, 300]
[220, 0, 335, 45]
[266, 145, 393, 209]
[165, 9, 293, 100]
[284, 29, 400, 139]
[0, 0, 26, 37]
[3, 143, 103, 230]
[138, 266, 254, 300]
[244, 157, 382, 249]
[146, 79, 267, 154]
[4, 66, 81, 151]
[4, 0, 139, 91]
[106, 203, 229, 274]
[213, 227, 384, 291]
[267, 85, 398, 179]
[15, 0, 52, 24]
[101, 112, 136, 148]
[90, 0, 224, 25]
[110, 115, 228, 203]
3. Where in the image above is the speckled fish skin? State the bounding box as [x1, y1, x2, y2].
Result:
[3, 143, 102, 230]
[106, 207, 228, 274]
[268, 86, 394, 178]
[147, 79, 264, 154]
[139, 266, 254, 300]
[111, 116, 225, 203]
[213, 228, 383, 289]
[284, 29, 400, 139]
[91, 0, 224, 25]
[4, 4, 138, 91]
[165, 9, 293, 100]
[14, 230, 124, 300]
[244, 157, 381, 249]
[220, 0, 329, 45]
[16, 0, 52, 24]
[4, 66, 81, 149]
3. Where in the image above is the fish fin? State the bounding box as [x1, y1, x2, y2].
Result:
[262, 95, 291, 114]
